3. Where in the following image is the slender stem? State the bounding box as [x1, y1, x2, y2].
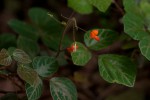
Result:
[55, 18, 74, 57]
[47, 12, 62, 25]
[72, 18, 76, 43]
[112, 0, 124, 15]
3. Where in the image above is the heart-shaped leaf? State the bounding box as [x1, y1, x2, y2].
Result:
[71, 42, 92, 66]
[98, 54, 137, 87]
[84, 29, 118, 50]
[123, 0, 150, 40]
[0, 49, 12, 66]
[50, 77, 77, 100]
[25, 77, 43, 100]
[17, 64, 39, 85]
[123, 13, 149, 40]
[32, 56, 58, 77]
[13, 49, 32, 64]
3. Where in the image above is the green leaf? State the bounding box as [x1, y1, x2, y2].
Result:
[123, 13, 149, 40]
[25, 77, 43, 100]
[98, 54, 137, 87]
[28, 7, 63, 34]
[68, 0, 93, 14]
[139, 36, 150, 61]
[84, 29, 118, 50]
[32, 56, 58, 77]
[8, 19, 38, 40]
[42, 34, 72, 51]
[17, 64, 39, 85]
[140, 0, 150, 30]
[123, 0, 150, 40]
[87, 0, 112, 12]
[71, 42, 92, 66]
[17, 36, 39, 58]
[0, 33, 16, 49]
[0, 49, 12, 66]
[50, 77, 77, 100]
[123, 0, 141, 14]
[13, 49, 32, 64]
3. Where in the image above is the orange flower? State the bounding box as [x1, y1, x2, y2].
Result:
[67, 43, 78, 53]
[90, 29, 100, 41]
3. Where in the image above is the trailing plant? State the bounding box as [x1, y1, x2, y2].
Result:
[0, 0, 150, 100]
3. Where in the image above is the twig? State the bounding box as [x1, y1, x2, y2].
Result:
[112, 0, 124, 15]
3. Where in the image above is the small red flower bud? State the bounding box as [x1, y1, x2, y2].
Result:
[67, 43, 78, 53]
[90, 29, 100, 41]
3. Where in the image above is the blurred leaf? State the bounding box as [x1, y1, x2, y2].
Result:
[71, 42, 92, 66]
[0, 93, 18, 100]
[0, 49, 12, 66]
[140, 0, 150, 30]
[13, 49, 32, 64]
[50, 77, 77, 100]
[87, 0, 112, 12]
[98, 54, 137, 87]
[25, 77, 43, 100]
[17, 36, 39, 58]
[28, 7, 63, 34]
[123, 0, 150, 40]
[8, 19, 38, 40]
[84, 29, 118, 50]
[68, 0, 93, 14]
[42, 34, 72, 51]
[0, 33, 16, 49]
[32, 56, 58, 77]
[139, 36, 150, 61]
[123, 13, 149, 40]
[17, 64, 39, 85]
[123, 0, 141, 14]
